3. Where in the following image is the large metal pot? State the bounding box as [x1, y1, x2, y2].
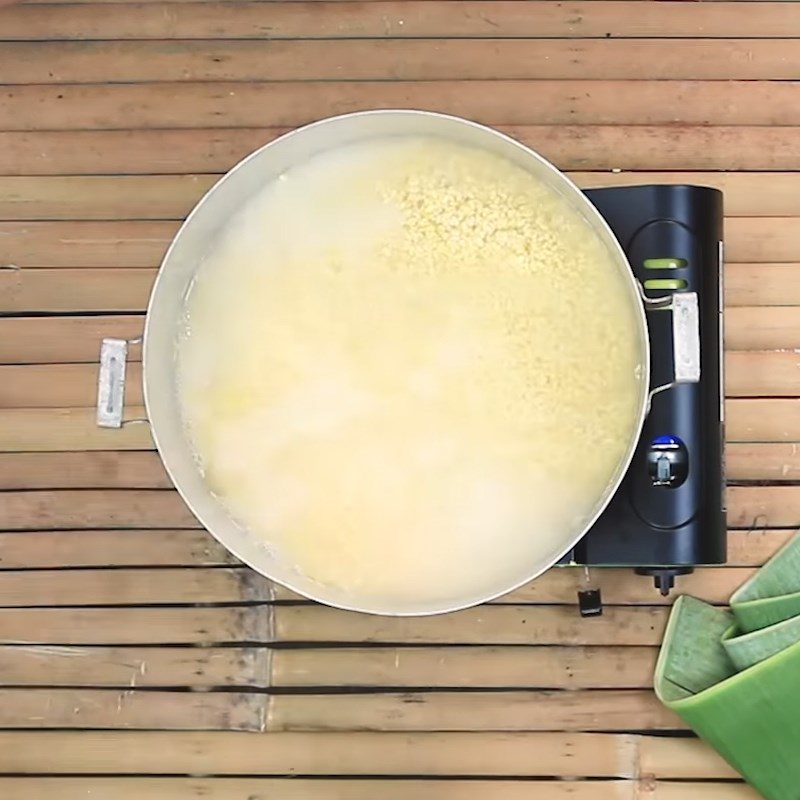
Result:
[98, 110, 699, 615]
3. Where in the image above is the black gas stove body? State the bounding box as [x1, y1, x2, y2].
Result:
[564, 184, 726, 598]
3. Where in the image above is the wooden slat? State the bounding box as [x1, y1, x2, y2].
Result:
[0, 363, 143, 407]
[2, 39, 799, 83]
[267, 689, 680, 732]
[1, 484, 797, 533]
[0, 308, 788, 375]
[0, 645, 269, 688]
[2, 176, 799, 260]
[4, 82, 800, 130]
[273, 606, 669, 647]
[0, 489, 196, 529]
[0, 565, 753, 607]
[0, 730, 734, 779]
[726, 264, 800, 307]
[0, 269, 155, 312]
[2, 2, 798, 40]
[0, 261, 791, 319]
[0, 305, 798, 373]
[0, 607, 266, 645]
[0, 175, 214, 220]
[727, 443, 800, 480]
[727, 529, 796, 566]
[3, 397, 800, 455]
[1, 222, 790, 270]
[0, 686, 676, 732]
[0, 644, 656, 689]
[0, 778, 678, 800]
[0, 688, 265, 731]
[725, 307, 800, 350]
[0, 605, 667, 645]
[0, 316, 143, 364]
[726, 218, 800, 265]
[638, 736, 739, 781]
[1, 351, 794, 412]
[0, 453, 167, 489]
[508, 567, 750, 606]
[0, 221, 174, 268]
[570, 172, 800, 217]
[0, 400, 795, 453]
[0, 527, 792, 570]
[726, 485, 800, 528]
[0, 409, 153, 452]
[0, 778, 762, 800]
[4, 126, 800, 176]
[726, 398, 800, 442]
[0, 567, 273, 607]
[272, 645, 658, 690]
[726, 351, 800, 397]
[0, 530, 231, 567]
[0, 262, 780, 313]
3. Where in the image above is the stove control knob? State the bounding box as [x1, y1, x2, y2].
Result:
[647, 436, 688, 488]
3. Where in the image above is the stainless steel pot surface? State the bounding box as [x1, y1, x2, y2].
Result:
[110, 111, 679, 615]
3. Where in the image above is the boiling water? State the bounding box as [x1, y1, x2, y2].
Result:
[177, 136, 643, 608]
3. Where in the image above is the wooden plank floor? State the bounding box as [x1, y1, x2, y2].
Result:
[0, 1, 796, 797]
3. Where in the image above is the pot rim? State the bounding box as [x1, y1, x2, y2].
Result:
[143, 109, 651, 616]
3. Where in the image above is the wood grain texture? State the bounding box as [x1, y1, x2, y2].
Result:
[0, 363, 143, 407]
[725, 307, 800, 351]
[14, 305, 799, 368]
[0, 565, 758, 607]
[1, 351, 796, 410]
[0, 453, 167, 489]
[0, 439, 796, 490]
[726, 264, 800, 306]
[0, 269, 156, 312]
[0, 686, 676, 731]
[0, 605, 666, 645]
[0, 221, 174, 267]
[1, 0, 798, 785]
[0, 643, 656, 689]
[266, 689, 681, 732]
[0, 528, 792, 569]
[2, 2, 798, 40]
[0, 316, 143, 364]
[0, 778, 726, 800]
[5, 82, 800, 130]
[0, 645, 270, 688]
[2, 39, 799, 83]
[0, 779, 761, 800]
[726, 399, 800, 442]
[1, 218, 792, 268]
[0, 399, 792, 453]
[0, 730, 735, 779]
[0, 529, 228, 566]
[0, 688, 266, 730]
[3, 127, 800, 175]
[1, 484, 797, 530]
[0, 409, 153, 452]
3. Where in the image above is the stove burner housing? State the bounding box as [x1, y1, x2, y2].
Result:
[565, 185, 726, 596]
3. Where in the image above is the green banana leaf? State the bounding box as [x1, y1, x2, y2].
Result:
[655, 595, 800, 800]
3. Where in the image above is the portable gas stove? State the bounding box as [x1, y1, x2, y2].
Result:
[564, 184, 726, 614]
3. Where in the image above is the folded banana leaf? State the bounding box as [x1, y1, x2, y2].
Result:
[723, 613, 800, 671]
[731, 534, 800, 631]
[655, 595, 800, 800]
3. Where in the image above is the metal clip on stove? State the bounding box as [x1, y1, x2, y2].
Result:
[642, 287, 701, 401]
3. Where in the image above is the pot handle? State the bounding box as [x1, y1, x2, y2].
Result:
[643, 289, 701, 407]
[96, 337, 144, 428]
